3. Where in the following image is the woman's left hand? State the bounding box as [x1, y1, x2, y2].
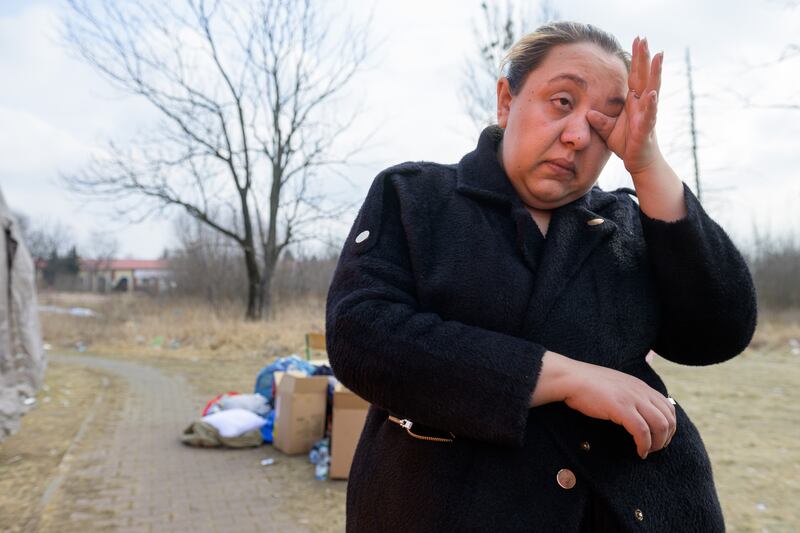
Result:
[587, 37, 664, 177]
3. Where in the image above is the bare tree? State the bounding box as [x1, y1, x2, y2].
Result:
[171, 211, 247, 304]
[727, 2, 799, 111]
[87, 230, 119, 262]
[462, 0, 559, 129]
[764, 38, 799, 110]
[684, 48, 702, 204]
[79, 230, 120, 292]
[171, 211, 337, 307]
[732, 43, 800, 112]
[61, 0, 370, 319]
[748, 222, 800, 310]
[13, 212, 75, 260]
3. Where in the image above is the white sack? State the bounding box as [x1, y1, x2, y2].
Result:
[201, 408, 266, 438]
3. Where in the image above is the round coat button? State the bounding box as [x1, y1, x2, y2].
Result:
[355, 230, 370, 243]
[556, 468, 576, 489]
[580, 441, 591, 452]
[634, 508, 644, 521]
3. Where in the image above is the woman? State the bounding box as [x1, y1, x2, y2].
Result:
[326, 22, 756, 532]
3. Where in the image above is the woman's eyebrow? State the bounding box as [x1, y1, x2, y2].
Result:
[547, 73, 626, 107]
[547, 73, 587, 89]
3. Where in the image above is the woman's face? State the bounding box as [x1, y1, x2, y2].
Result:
[497, 42, 628, 209]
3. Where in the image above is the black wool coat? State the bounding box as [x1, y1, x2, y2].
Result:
[326, 126, 757, 532]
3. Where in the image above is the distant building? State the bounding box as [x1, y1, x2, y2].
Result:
[78, 259, 172, 293]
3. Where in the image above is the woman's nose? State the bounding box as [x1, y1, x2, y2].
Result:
[560, 115, 592, 150]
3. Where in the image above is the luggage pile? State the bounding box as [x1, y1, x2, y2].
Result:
[181, 342, 369, 481]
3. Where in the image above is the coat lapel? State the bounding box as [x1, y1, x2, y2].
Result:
[521, 190, 619, 335]
[456, 126, 545, 273]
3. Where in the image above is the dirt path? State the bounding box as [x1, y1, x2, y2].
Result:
[46, 354, 316, 533]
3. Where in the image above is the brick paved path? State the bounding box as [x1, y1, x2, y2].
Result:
[50, 354, 312, 533]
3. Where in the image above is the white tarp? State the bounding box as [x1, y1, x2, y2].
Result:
[0, 187, 46, 442]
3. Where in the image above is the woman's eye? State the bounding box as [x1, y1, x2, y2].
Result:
[552, 97, 572, 110]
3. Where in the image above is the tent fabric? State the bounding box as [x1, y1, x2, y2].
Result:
[0, 187, 46, 442]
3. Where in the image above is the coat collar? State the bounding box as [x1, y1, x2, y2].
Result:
[457, 125, 623, 334]
[455, 126, 519, 204]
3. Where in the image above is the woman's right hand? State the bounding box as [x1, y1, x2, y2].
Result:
[530, 351, 676, 459]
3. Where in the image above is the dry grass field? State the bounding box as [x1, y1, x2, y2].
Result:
[38, 291, 326, 360]
[6, 292, 800, 531]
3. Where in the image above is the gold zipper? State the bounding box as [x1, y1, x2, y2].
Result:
[388, 415, 455, 443]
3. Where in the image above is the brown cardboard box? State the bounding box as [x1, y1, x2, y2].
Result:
[272, 371, 330, 455]
[329, 383, 370, 479]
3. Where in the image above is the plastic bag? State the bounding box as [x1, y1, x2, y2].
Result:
[219, 393, 270, 416]
[260, 410, 276, 443]
[202, 391, 240, 416]
[254, 354, 318, 404]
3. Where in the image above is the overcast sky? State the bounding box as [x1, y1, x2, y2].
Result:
[1, 0, 798, 259]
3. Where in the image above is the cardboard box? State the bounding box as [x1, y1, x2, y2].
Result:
[329, 384, 370, 479]
[272, 371, 330, 455]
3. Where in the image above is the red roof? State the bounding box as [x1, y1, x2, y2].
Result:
[80, 259, 170, 271]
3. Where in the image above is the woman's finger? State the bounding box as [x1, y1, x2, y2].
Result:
[649, 397, 676, 449]
[638, 401, 671, 454]
[640, 39, 651, 89]
[660, 394, 677, 443]
[643, 90, 659, 129]
[628, 36, 640, 93]
[649, 396, 675, 428]
[660, 394, 677, 444]
[586, 109, 617, 142]
[646, 51, 663, 96]
[666, 396, 678, 443]
[633, 37, 650, 96]
[618, 408, 652, 459]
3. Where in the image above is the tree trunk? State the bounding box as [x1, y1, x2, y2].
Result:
[259, 249, 279, 319]
[244, 246, 262, 320]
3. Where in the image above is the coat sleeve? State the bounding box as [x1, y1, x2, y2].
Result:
[638, 183, 757, 365]
[326, 171, 545, 448]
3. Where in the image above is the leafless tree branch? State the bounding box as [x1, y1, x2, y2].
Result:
[460, 0, 559, 130]
[61, 0, 372, 318]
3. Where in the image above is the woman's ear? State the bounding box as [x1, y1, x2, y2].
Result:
[497, 77, 512, 128]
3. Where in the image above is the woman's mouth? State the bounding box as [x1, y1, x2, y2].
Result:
[544, 159, 576, 177]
